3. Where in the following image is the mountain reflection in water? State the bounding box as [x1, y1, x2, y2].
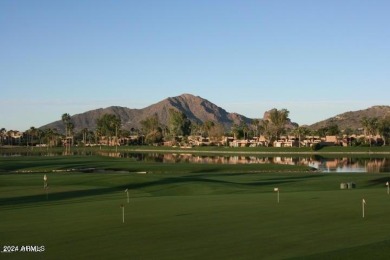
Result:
[2, 151, 389, 173]
[99, 152, 390, 173]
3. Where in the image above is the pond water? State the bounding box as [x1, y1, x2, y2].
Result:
[117, 153, 390, 173]
[2, 151, 390, 173]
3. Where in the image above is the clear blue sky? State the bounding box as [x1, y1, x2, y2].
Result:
[1, 0, 389, 131]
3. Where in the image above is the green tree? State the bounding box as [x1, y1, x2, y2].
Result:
[168, 109, 191, 138]
[26, 126, 38, 147]
[259, 119, 271, 144]
[268, 108, 289, 142]
[96, 114, 121, 146]
[251, 119, 261, 137]
[361, 117, 379, 146]
[240, 121, 250, 140]
[140, 113, 162, 144]
[231, 123, 242, 139]
[35, 129, 44, 146]
[61, 113, 74, 147]
[208, 123, 225, 143]
[44, 128, 60, 148]
[140, 114, 160, 133]
[377, 116, 390, 146]
[293, 126, 311, 148]
[201, 121, 215, 137]
[0, 128, 6, 146]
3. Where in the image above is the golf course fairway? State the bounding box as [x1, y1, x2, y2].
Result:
[1, 156, 390, 259]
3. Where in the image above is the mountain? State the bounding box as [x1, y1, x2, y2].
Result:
[40, 94, 252, 133]
[309, 105, 390, 130]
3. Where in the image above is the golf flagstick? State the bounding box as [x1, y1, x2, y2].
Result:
[44, 174, 48, 199]
[362, 198, 366, 218]
[125, 189, 129, 203]
[44, 174, 48, 189]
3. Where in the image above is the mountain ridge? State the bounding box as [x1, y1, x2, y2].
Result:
[40, 94, 252, 133]
[40, 94, 390, 134]
[309, 105, 390, 130]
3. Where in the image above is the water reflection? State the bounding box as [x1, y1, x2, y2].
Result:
[1, 150, 389, 173]
[111, 152, 390, 173]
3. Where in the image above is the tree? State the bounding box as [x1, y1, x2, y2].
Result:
[293, 126, 311, 148]
[361, 117, 379, 146]
[61, 113, 74, 147]
[201, 121, 215, 137]
[268, 108, 290, 142]
[168, 109, 191, 138]
[96, 114, 121, 146]
[140, 114, 160, 134]
[258, 119, 271, 145]
[44, 128, 60, 148]
[251, 119, 261, 137]
[140, 113, 163, 144]
[377, 116, 390, 146]
[26, 126, 38, 147]
[0, 128, 6, 146]
[343, 127, 354, 146]
[208, 123, 225, 143]
[231, 123, 242, 139]
[145, 129, 163, 145]
[240, 121, 250, 140]
[317, 123, 340, 137]
[75, 128, 90, 146]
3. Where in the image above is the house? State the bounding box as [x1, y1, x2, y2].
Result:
[321, 135, 341, 146]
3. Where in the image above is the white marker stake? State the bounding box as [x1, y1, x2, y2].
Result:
[43, 174, 48, 189]
[125, 189, 129, 203]
[386, 182, 389, 195]
[44, 174, 48, 199]
[274, 188, 279, 203]
[362, 199, 366, 218]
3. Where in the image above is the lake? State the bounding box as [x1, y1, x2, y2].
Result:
[99, 152, 390, 173]
[2, 150, 390, 173]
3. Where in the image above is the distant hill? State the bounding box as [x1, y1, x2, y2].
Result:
[40, 94, 389, 134]
[40, 94, 252, 133]
[309, 105, 390, 130]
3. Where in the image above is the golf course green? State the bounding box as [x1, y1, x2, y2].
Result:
[1, 154, 390, 259]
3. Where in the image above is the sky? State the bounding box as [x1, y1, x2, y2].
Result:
[1, 0, 389, 131]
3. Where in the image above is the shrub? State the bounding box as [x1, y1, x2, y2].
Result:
[311, 143, 322, 151]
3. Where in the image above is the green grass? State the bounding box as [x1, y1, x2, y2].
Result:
[1, 157, 390, 259]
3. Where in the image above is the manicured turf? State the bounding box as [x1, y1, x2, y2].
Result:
[1, 157, 390, 259]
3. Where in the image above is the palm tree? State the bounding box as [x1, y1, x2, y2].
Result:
[36, 129, 45, 147]
[27, 126, 37, 148]
[231, 124, 240, 140]
[7, 130, 15, 145]
[268, 108, 290, 142]
[44, 128, 60, 148]
[96, 114, 121, 146]
[293, 126, 310, 148]
[251, 119, 261, 137]
[377, 116, 390, 146]
[81, 128, 89, 146]
[240, 121, 249, 140]
[0, 128, 6, 146]
[361, 117, 379, 146]
[259, 119, 271, 145]
[61, 113, 73, 148]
